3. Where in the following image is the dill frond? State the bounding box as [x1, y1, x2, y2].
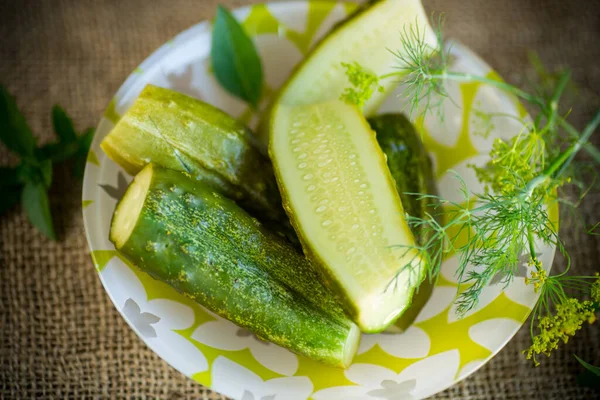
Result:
[388, 15, 449, 118]
[341, 11, 599, 366]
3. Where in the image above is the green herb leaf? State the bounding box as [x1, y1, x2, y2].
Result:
[0, 166, 21, 187]
[37, 141, 79, 163]
[52, 105, 77, 143]
[73, 127, 95, 178]
[22, 181, 56, 240]
[211, 5, 263, 107]
[40, 159, 52, 188]
[0, 186, 22, 215]
[575, 355, 600, 377]
[16, 162, 40, 183]
[15, 162, 49, 186]
[0, 85, 36, 159]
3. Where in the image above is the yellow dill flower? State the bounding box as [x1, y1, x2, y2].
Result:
[471, 129, 570, 197]
[525, 267, 547, 294]
[340, 62, 383, 108]
[524, 298, 597, 366]
[591, 273, 600, 302]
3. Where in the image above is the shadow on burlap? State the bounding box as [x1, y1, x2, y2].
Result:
[0, 0, 598, 398]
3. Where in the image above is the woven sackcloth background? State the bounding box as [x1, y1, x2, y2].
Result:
[1, 0, 599, 398]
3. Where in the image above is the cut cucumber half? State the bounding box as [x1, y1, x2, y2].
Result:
[369, 113, 438, 332]
[278, 0, 436, 113]
[270, 100, 426, 332]
[258, 0, 436, 145]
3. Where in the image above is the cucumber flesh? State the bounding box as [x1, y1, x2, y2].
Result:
[111, 164, 359, 366]
[111, 165, 153, 249]
[278, 0, 436, 114]
[270, 100, 426, 333]
[257, 0, 436, 145]
[386, 278, 434, 332]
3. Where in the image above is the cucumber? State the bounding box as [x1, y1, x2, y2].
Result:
[257, 0, 436, 144]
[110, 164, 359, 367]
[270, 100, 426, 333]
[279, 0, 435, 113]
[101, 85, 284, 224]
[369, 113, 437, 332]
[369, 113, 437, 243]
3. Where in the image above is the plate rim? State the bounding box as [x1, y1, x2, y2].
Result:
[81, 2, 555, 398]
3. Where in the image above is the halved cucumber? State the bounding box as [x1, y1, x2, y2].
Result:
[278, 0, 435, 113]
[111, 164, 359, 367]
[369, 113, 438, 332]
[257, 0, 436, 144]
[270, 100, 426, 333]
[369, 113, 437, 243]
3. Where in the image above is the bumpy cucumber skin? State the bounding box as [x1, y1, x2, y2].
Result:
[101, 85, 284, 225]
[369, 113, 438, 331]
[111, 165, 356, 366]
[369, 113, 437, 243]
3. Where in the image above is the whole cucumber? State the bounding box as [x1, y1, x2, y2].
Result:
[110, 164, 359, 367]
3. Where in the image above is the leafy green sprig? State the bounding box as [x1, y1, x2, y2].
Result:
[341, 20, 599, 366]
[0, 85, 94, 239]
[211, 5, 263, 108]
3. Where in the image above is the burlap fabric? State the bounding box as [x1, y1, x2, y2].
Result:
[1, 0, 598, 398]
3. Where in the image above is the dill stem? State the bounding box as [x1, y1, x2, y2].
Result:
[523, 110, 600, 197]
[583, 142, 600, 163]
[527, 227, 540, 271]
[422, 72, 543, 107]
[554, 110, 600, 178]
[543, 70, 571, 130]
[560, 119, 600, 162]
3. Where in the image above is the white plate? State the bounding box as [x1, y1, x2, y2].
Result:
[82, 2, 556, 399]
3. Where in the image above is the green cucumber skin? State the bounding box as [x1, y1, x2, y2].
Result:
[102, 84, 285, 224]
[369, 113, 438, 331]
[112, 166, 354, 366]
[368, 113, 437, 243]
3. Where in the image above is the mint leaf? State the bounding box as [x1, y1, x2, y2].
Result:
[0, 85, 36, 159]
[575, 355, 600, 376]
[73, 127, 94, 178]
[22, 181, 56, 240]
[16, 162, 40, 184]
[40, 159, 52, 188]
[52, 105, 77, 143]
[0, 186, 21, 215]
[211, 5, 263, 107]
[0, 166, 20, 187]
[37, 141, 79, 163]
[15, 161, 51, 187]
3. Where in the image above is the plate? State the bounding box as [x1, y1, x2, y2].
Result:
[82, 2, 557, 399]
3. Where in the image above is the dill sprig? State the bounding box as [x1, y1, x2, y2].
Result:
[342, 18, 599, 365]
[340, 62, 383, 108]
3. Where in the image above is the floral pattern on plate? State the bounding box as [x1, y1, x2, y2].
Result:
[83, 2, 557, 398]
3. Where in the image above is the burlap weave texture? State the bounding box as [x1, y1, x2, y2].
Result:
[1, 0, 599, 398]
